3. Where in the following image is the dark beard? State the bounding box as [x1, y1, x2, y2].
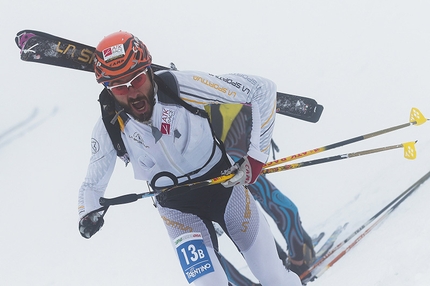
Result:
[122, 88, 155, 123]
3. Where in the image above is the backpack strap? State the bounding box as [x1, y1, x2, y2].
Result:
[154, 72, 209, 119]
[153, 71, 232, 184]
[98, 88, 130, 165]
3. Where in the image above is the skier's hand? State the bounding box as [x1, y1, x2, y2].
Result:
[79, 210, 104, 239]
[221, 155, 264, 188]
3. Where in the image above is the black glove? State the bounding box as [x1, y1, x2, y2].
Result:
[79, 210, 104, 239]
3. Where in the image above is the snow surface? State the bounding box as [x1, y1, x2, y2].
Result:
[1, 1, 429, 285]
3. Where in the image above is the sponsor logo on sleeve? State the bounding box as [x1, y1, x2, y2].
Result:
[91, 138, 100, 154]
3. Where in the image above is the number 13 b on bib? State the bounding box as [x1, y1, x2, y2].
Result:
[174, 232, 214, 283]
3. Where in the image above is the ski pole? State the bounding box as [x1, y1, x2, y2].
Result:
[171, 140, 414, 190]
[263, 141, 416, 174]
[300, 169, 430, 281]
[263, 107, 427, 169]
[99, 192, 155, 207]
[165, 139, 415, 190]
[99, 174, 235, 207]
[99, 142, 416, 207]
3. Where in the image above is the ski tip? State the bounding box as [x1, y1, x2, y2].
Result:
[311, 104, 324, 123]
[15, 30, 36, 50]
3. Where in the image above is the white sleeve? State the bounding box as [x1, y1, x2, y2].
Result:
[240, 76, 277, 163]
[171, 71, 277, 163]
[78, 117, 117, 218]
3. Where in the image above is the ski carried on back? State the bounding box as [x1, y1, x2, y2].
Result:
[15, 29, 323, 123]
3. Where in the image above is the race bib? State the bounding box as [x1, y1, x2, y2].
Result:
[174, 232, 214, 283]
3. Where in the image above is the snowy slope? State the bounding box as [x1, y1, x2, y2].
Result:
[1, 1, 430, 285]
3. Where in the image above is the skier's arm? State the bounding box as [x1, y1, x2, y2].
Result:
[179, 71, 277, 163]
[78, 118, 117, 238]
[242, 76, 277, 163]
[220, 75, 277, 186]
[171, 71, 277, 184]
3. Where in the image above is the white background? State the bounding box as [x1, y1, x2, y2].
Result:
[1, 1, 429, 285]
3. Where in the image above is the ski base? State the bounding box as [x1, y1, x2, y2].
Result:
[276, 92, 324, 123]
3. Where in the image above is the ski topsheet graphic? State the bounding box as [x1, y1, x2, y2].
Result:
[15, 29, 324, 123]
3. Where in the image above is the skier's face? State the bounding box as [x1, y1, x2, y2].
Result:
[108, 68, 155, 122]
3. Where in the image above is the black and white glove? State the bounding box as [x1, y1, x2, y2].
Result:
[221, 155, 264, 188]
[79, 210, 104, 239]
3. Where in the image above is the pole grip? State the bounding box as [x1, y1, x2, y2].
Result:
[99, 193, 140, 206]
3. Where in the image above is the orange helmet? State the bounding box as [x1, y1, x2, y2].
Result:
[94, 31, 152, 83]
